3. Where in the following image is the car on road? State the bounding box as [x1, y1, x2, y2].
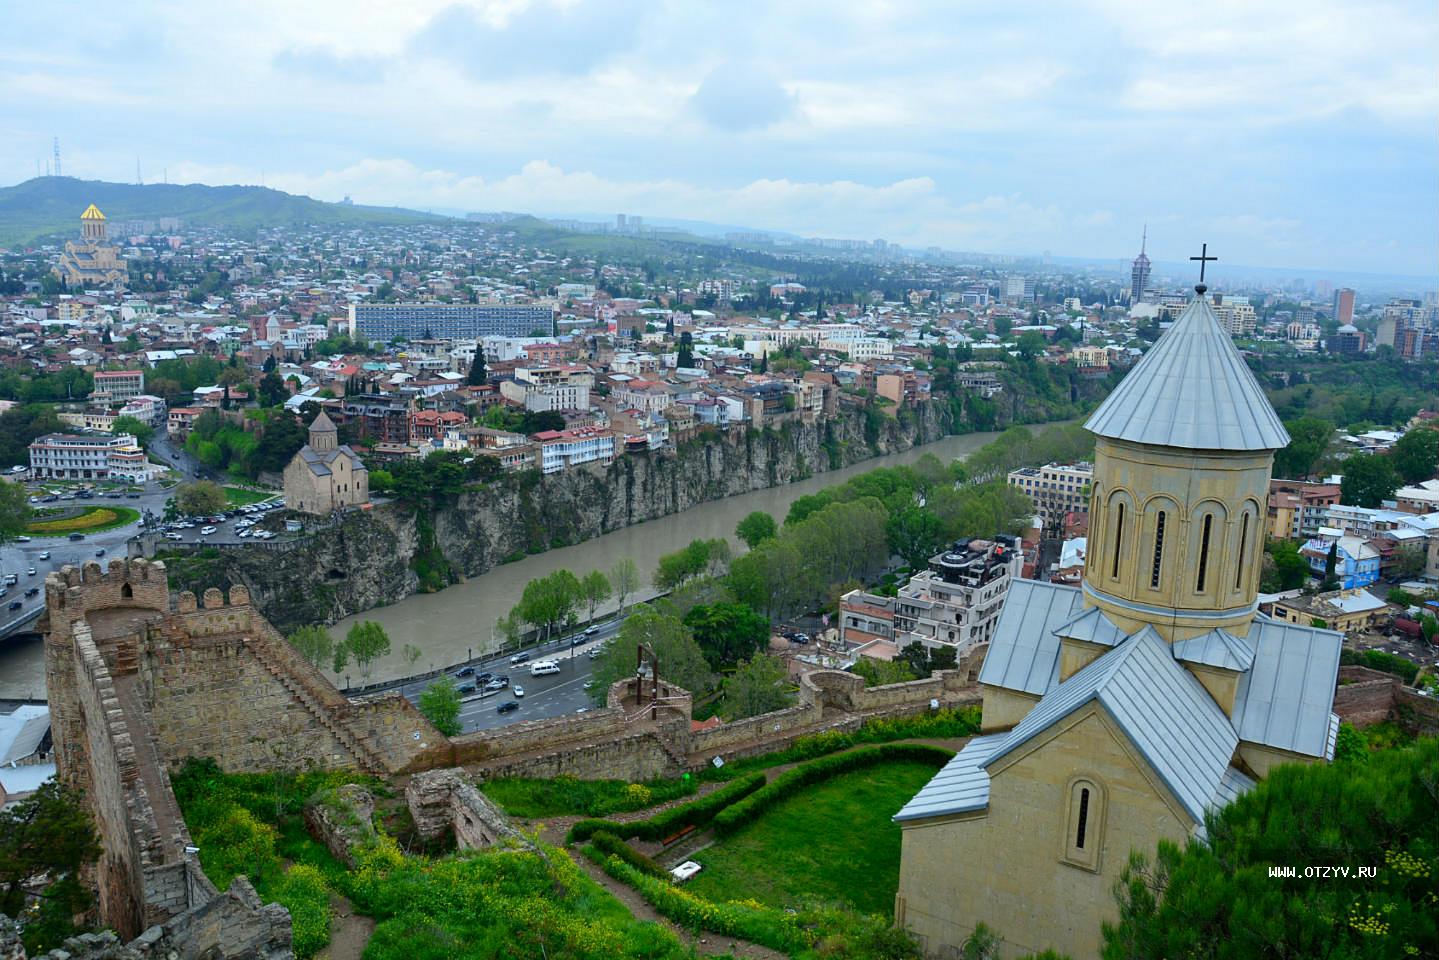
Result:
[570, 636, 584, 646]
[199, 526, 217, 535]
[15, 536, 30, 543]
[7, 601, 21, 611]
[94, 549, 106, 557]
[484, 678, 507, 691]
[2, 574, 16, 586]
[582, 678, 596, 689]
[37, 552, 49, 560]
[509, 652, 530, 665]
[457, 683, 477, 694]
[455, 666, 475, 677]
[41, 495, 58, 503]
[588, 647, 603, 659]
[67, 533, 85, 541]
[496, 701, 519, 714]
[25, 566, 36, 575]
[24, 588, 39, 598]
[530, 660, 561, 676]
[126, 493, 141, 499]
[512, 685, 524, 697]
[584, 625, 600, 636]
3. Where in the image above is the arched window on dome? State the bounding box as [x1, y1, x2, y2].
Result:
[1150, 510, 1167, 589]
[1195, 514, 1214, 593]
[1236, 509, 1253, 591]
[1111, 502, 1125, 580]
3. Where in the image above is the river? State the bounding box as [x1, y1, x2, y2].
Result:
[0, 424, 1048, 699]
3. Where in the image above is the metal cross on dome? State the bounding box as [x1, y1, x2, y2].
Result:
[1190, 243, 1218, 293]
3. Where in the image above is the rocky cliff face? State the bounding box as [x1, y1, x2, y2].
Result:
[163, 388, 1090, 633]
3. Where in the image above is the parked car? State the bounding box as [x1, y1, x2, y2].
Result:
[199, 526, 217, 535]
[163, 533, 183, 541]
[496, 701, 519, 714]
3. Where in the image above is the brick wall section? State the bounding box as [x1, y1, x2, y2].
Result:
[406, 769, 530, 849]
[1333, 666, 1401, 729]
[1394, 686, 1439, 737]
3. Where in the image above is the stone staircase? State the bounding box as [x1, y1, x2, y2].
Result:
[243, 633, 388, 773]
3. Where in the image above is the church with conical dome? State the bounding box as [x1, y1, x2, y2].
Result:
[53, 204, 128, 287]
[893, 276, 1343, 959]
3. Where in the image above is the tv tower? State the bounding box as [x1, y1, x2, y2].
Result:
[53, 137, 62, 177]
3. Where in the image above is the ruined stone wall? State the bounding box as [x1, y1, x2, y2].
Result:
[475, 730, 682, 782]
[1333, 666, 1401, 729]
[452, 708, 628, 765]
[406, 769, 529, 850]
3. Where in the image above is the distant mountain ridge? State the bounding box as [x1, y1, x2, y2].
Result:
[0, 177, 448, 247]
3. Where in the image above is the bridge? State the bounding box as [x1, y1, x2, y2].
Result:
[0, 604, 45, 641]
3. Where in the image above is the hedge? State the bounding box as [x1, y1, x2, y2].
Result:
[711, 743, 954, 837]
[566, 772, 766, 845]
[588, 831, 669, 880]
[1341, 648, 1420, 684]
[583, 849, 810, 954]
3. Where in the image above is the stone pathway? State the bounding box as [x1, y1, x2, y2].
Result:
[319, 892, 374, 960]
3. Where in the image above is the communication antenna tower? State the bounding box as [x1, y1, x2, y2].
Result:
[53, 137, 61, 177]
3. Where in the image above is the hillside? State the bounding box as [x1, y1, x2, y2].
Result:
[0, 177, 448, 246]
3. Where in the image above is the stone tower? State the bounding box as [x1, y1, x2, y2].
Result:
[308, 410, 338, 453]
[81, 203, 107, 242]
[1080, 286, 1290, 641]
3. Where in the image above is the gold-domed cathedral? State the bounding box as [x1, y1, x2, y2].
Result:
[893, 261, 1343, 959]
[53, 204, 128, 288]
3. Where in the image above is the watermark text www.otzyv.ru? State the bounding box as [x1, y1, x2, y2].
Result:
[1267, 865, 1378, 879]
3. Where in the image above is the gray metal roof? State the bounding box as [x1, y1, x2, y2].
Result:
[1172, 628, 1256, 672]
[983, 627, 1238, 824]
[1051, 606, 1128, 648]
[1230, 615, 1342, 758]
[1084, 294, 1290, 451]
[893, 733, 1007, 822]
[977, 580, 1084, 695]
[0, 705, 50, 765]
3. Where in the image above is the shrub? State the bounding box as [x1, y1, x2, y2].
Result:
[712, 744, 953, 836]
[566, 772, 766, 844]
[483, 774, 695, 818]
[589, 831, 668, 880]
[1340, 648, 1419, 684]
[272, 865, 332, 959]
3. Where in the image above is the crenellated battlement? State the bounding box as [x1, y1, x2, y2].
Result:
[44, 558, 170, 646]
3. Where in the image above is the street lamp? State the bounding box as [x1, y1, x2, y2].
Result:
[345, 674, 350, 690]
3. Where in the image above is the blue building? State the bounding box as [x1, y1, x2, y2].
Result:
[1301, 535, 1381, 588]
[348, 303, 553, 342]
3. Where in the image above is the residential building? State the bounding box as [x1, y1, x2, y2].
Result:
[1300, 534, 1381, 588]
[92, 369, 146, 403]
[1328, 324, 1366, 354]
[1393, 479, 1439, 514]
[348, 302, 554, 342]
[893, 537, 1023, 652]
[1332, 288, 1355, 326]
[1265, 588, 1387, 634]
[29, 432, 148, 480]
[535, 428, 615, 474]
[1007, 462, 1093, 532]
[838, 590, 897, 652]
[341, 394, 413, 443]
[282, 413, 369, 515]
[1266, 480, 1341, 539]
[167, 407, 203, 440]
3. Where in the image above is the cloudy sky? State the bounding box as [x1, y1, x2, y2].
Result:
[3, 0, 1436, 275]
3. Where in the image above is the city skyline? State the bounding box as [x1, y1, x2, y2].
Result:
[2, 0, 1436, 276]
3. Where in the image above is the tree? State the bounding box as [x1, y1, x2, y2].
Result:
[852, 657, 917, 687]
[418, 677, 462, 736]
[287, 625, 334, 670]
[401, 643, 423, 671]
[677, 331, 694, 368]
[258, 370, 288, 408]
[1272, 417, 1334, 479]
[467, 347, 488, 386]
[587, 606, 714, 703]
[684, 601, 771, 669]
[887, 504, 945, 569]
[1392, 544, 1427, 581]
[579, 569, 612, 624]
[516, 569, 582, 641]
[0, 781, 100, 953]
[1259, 539, 1311, 593]
[1321, 541, 1340, 591]
[110, 414, 155, 447]
[735, 510, 777, 549]
[1340, 453, 1399, 508]
[0, 404, 64, 467]
[335, 620, 391, 682]
[722, 654, 790, 719]
[898, 641, 956, 679]
[610, 557, 640, 614]
[1102, 739, 1437, 960]
[1390, 425, 1439, 484]
[0, 480, 32, 546]
[174, 480, 228, 516]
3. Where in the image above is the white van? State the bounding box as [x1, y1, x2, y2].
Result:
[529, 660, 561, 677]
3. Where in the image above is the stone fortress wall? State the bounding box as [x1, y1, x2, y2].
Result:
[41, 561, 978, 946]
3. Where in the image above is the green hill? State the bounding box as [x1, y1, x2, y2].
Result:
[0, 177, 448, 247]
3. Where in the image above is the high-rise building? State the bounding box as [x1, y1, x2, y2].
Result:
[1129, 226, 1151, 304]
[1332, 288, 1355, 325]
[348, 303, 554, 342]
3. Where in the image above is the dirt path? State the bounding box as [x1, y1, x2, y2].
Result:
[319, 892, 374, 960]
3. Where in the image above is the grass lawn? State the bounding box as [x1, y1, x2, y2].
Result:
[686, 759, 936, 917]
[26, 506, 141, 536]
[224, 486, 273, 506]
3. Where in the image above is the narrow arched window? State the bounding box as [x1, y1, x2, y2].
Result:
[1111, 502, 1124, 579]
[1195, 514, 1213, 592]
[1150, 510, 1167, 589]
[1064, 778, 1104, 870]
[1236, 513, 1250, 590]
